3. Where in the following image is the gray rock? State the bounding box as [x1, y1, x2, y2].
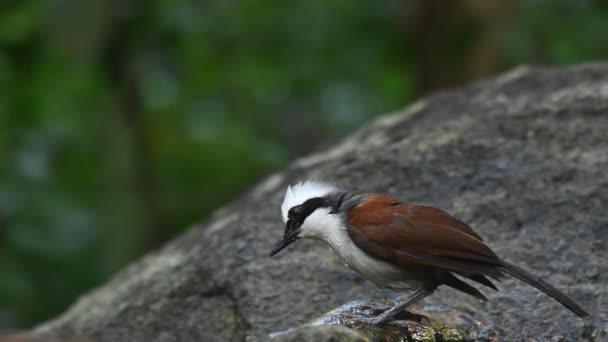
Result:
[31, 64, 608, 341]
[269, 325, 368, 342]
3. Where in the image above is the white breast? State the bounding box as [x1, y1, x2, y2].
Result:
[300, 208, 423, 292]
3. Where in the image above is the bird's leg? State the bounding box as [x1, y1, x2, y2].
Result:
[358, 301, 425, 321]
[347, 289, 432, 325]
[366, 289, 430, 324]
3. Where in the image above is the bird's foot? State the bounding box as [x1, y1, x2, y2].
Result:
[343, 306, 427, 326]
[357, 303, 392, 315]
[343, 313, 388, 325]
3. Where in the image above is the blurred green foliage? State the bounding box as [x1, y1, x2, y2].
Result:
[0, 0, 607, 330]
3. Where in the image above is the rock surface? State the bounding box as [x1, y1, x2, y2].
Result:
[31, 64, 608, 341]
[269, 325, 368, 342]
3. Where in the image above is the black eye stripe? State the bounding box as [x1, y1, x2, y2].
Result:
[288, 197, 327, 227]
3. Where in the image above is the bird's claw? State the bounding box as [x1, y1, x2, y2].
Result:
[341, 308, 427, 326]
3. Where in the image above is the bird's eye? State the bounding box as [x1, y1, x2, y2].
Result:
[288, 206, 302, 219]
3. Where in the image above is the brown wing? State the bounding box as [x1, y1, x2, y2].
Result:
[403, 204, 484, 240]
[347, 194, 504, 278]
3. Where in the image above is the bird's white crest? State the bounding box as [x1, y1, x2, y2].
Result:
[281, 180, 338, 222]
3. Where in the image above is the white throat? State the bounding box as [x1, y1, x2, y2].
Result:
[299, 208, 363, 267]
[299, 207, 345, 242]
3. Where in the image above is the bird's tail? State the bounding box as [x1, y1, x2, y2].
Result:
[501, 261, 589, 318]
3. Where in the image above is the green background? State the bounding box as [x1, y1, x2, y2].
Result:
[1, 0, 607, 330]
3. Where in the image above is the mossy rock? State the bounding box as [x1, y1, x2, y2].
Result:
[270, 325, 369, 342]
[269, 300, 481, 342]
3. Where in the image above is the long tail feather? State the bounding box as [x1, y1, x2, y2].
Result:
[501, 262, 589, 318]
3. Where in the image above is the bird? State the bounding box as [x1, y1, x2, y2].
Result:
[269, 180, 589, 324]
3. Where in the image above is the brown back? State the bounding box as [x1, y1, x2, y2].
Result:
[347, 194, 504, 277]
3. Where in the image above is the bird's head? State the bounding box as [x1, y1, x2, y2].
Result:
[269, 180, 349, 256]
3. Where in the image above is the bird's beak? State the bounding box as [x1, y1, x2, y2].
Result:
[269, 221, 300, 257]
